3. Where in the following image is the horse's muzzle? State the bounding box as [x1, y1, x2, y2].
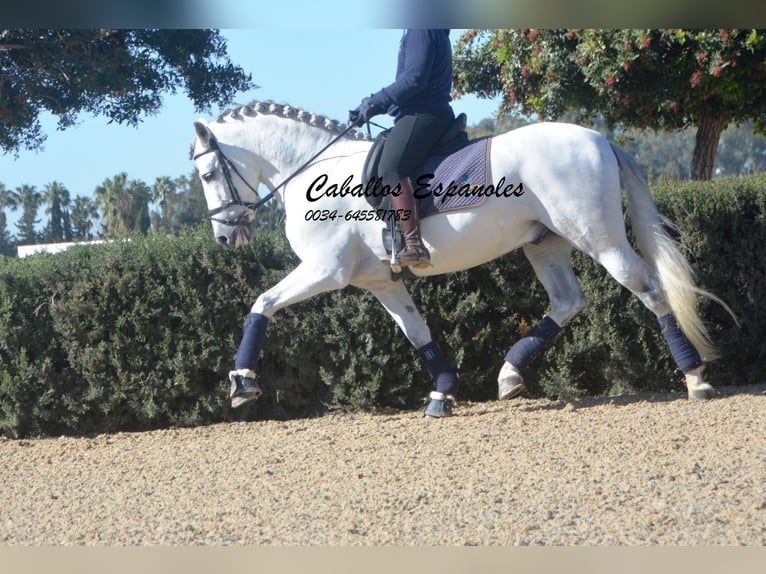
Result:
[217, 225, 252, 248]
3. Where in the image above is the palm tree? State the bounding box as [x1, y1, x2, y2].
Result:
[168, 171, 210, 230]
[11, 184, 42, 245]
[149, 173, 209, 233]
[70, 195, 101, 241]
[95, 173, 129, 238]
[42, 181, 72, 243]
[95, 173, 151, 238]
[150, 175, 175, 233]
[0, 183, 16, 255]
[127, 178, 152, 235]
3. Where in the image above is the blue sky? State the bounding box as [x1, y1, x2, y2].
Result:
[0, 28, 501, 228]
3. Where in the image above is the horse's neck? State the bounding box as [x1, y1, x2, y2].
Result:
[239, 114, 342, 177]
[215, 113, 367, 205]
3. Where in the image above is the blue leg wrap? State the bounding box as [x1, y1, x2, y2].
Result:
[659, 313, 702, 373]
[235, 313, 269, 370]
[504, 316, 561, 370]
[417, 341, 459, 395]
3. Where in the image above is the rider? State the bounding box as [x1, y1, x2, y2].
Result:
[351, 29, 455, 268]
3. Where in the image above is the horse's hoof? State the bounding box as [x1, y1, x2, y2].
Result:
[684, 367, 716, 401]
[229, 369, 262, 408]
[423, 391, 455, 418]
[687, 383, 717, 401]
[497, 362, 526, 400]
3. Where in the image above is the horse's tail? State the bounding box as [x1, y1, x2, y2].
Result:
[609, 142, 733, 361]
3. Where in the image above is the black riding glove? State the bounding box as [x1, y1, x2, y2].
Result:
[349, 96, 387, 126]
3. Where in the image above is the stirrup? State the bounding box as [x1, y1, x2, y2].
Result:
[229, 369, 262, 408]
[396, 245, 431, 269]
[423, 391, 455, 418]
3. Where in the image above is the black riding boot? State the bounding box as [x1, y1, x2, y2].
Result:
[391, 177, 430, 268]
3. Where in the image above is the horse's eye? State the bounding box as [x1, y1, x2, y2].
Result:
[201, 171, 216, 182]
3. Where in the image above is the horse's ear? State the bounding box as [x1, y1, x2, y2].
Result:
[193, 120, 211, 145]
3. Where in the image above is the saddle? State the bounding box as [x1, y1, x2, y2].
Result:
[362, 113, 495, 270]
[362, 113, 498, 219]
[362, 112, 470, 207]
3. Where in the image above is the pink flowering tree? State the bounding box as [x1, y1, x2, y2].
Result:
[453, 29, 766, 180]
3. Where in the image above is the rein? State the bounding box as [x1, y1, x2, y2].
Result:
[194, 122, 362, 226]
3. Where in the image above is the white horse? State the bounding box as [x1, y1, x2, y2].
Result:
[191, 100, 724, 417]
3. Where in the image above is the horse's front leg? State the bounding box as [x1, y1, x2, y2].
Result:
[498, 235, 587, 401]
[366, 281, 459, 418]
[229, 261, 350, 408]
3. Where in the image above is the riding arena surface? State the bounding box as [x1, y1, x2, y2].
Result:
[1, 383, 764, 545]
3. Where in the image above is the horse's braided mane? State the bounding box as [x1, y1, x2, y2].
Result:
[213, 99, 373, 141]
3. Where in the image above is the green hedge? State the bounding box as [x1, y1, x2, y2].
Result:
[1, 174, 764, 437]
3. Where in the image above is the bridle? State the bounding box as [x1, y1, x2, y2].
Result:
[192, 136, 266, 227]
[193, 122, 362, 227]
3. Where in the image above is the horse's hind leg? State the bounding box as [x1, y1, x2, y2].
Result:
[498, 234, 587, 400]
[367, 280, 459, 417]
[593, 243, 713, 400]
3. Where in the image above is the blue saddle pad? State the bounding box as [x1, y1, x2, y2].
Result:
[414, 137, 492, 219]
